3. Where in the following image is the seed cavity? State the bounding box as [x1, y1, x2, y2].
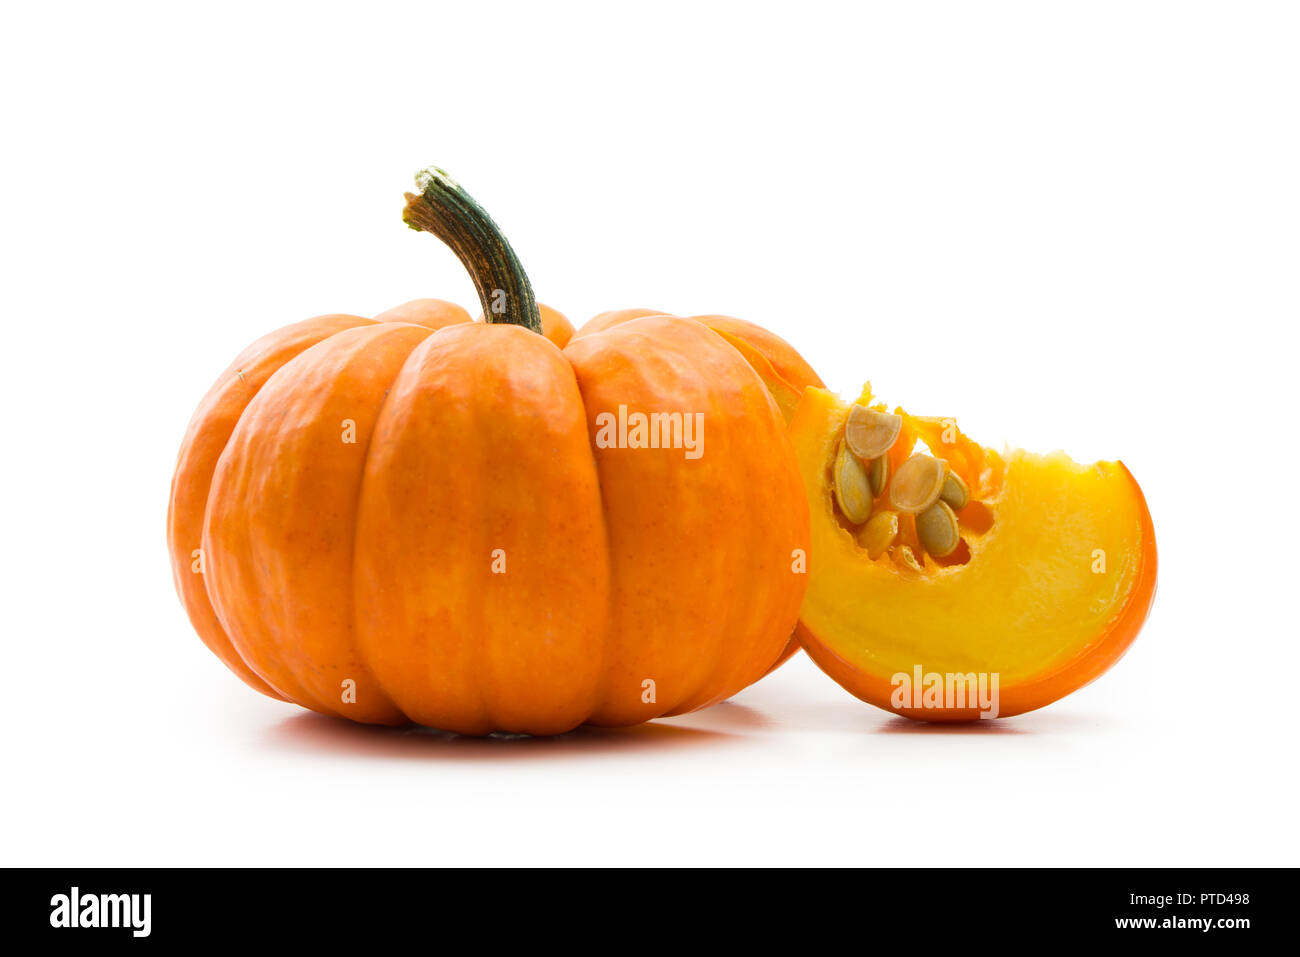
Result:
[844, 406, 903, 461]
[857, 510, 899, 559]
[916, 500, 960, 557]
[895, 544, 924, 573]
[889, 454, 947, 514]
[931, 538, 972, 567]
[957, 500, 995, 535]
[833, 441, 873, 524]
[940, 470, 970, 510]
[837, 401, 992, 572]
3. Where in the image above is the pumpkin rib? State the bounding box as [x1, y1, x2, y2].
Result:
[566, 320, 723, 721]
[312, 322, 439, 724]
[203, 323, 433, 722]
[565, 316, 807, 723]
[659, 369, 768, 716]
[564, 350, 622, 728]
[571, 308, 672, 340]
[558, 321, 640, 724]
[200, 331, 354, 716]
[230, 320, 428, 718]
[659, 323, 809, 715]
[538, 304, 576, 348]
[474, 303, 575, 348]
[649, 321, 786, 715]
[574, 310, 825, 396]
[353, 323, 613, 734]
[351, 328, 494, 731]
[575, 310, 819, 679]
[474, 328, 611, 732]
[373, 298, 473, 329]
[689, 314, 826, 394]
[169, 314, 376, 700]
[340, 323, 457, 726]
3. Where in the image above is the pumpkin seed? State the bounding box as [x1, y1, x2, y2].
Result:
[889, 454, 947, 514]
[833, 441, 873, 524]
[868, 453, 889, 498]
[940, 470, 970, 510]
[895, 544, 924, 573]
[857, 510, 899, 559]
[916, 500, 960, 558]
[844, 406, 902, 461]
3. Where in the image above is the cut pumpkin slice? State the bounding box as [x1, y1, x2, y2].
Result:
[791, 384, 1157, 720]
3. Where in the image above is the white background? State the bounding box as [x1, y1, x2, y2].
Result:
[2, 2, 1296, 866]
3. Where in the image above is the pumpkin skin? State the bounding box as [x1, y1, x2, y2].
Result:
[574, 309, 824, 424]
[574, 309, 826, 672]
[380, 297, 576, 347]
[475, 303, 576, 347]
[167, 172, 809, 735]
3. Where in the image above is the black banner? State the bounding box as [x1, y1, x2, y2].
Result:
[8, 868, 1282, 945]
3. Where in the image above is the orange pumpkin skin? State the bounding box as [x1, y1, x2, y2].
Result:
[576, 310, 824, 422]
[384, 298, 575, 347]
[576, 308, 824, 673]
[168, 313, 371, 702]
[373, 298, 472, 329]
[169, 308, 809, 735]
[471, 303, 575, 347]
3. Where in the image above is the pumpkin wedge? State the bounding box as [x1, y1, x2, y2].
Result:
[791, 384, 1157, 720]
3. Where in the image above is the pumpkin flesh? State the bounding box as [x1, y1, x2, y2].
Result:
[791, 386, 1157, 720]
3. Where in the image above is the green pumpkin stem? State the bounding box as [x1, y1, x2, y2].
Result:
[402, 167, 542, 334]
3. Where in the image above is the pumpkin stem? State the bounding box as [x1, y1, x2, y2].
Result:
[402, 167, 542, 334]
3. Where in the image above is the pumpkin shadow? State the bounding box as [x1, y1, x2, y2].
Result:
[875, 715, 1029, 735]
[673, 700, 774, 732]
[780, 693, 1111, 735]
[263, 711, 739, 761]
[875, 710, 1112, 734]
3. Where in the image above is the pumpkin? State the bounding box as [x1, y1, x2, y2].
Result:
[789, 383, 1157, 720]
[167, 168, 810, 735]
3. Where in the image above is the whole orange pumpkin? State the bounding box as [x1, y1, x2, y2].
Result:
[167, 167, 810, 735]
